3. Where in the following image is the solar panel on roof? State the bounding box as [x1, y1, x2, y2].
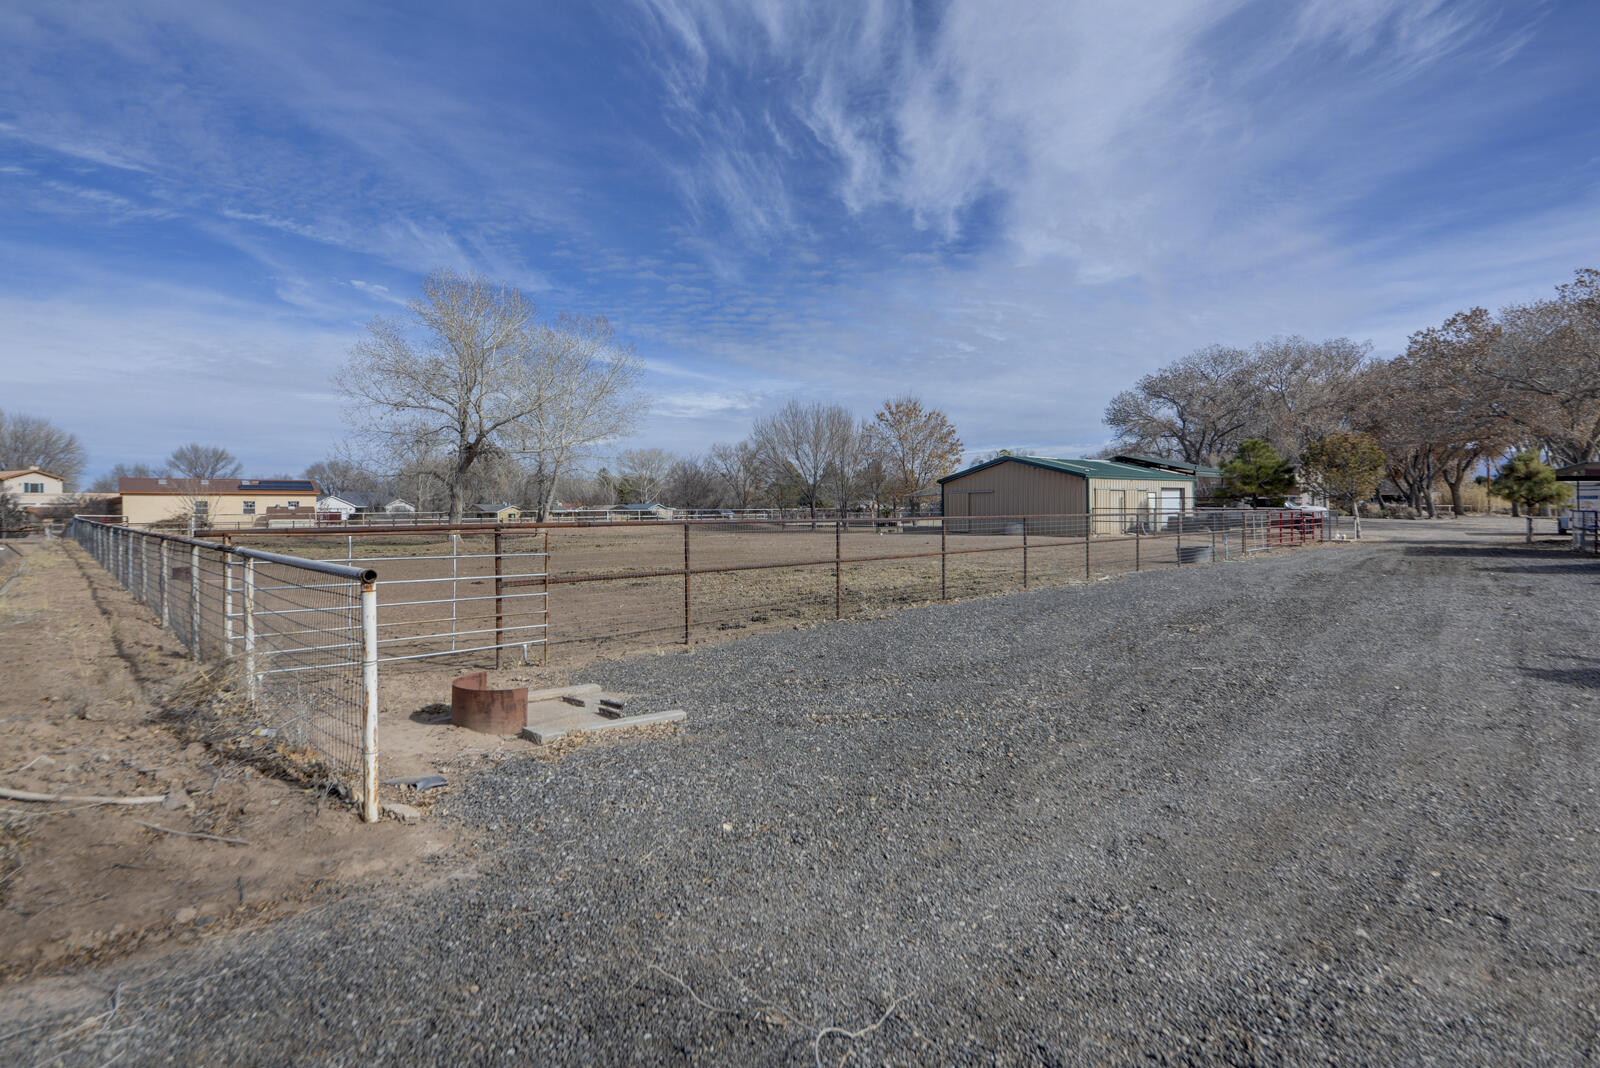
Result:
[252, 479, 316, 491]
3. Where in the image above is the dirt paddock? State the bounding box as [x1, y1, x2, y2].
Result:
[222, 520, 1257, 663]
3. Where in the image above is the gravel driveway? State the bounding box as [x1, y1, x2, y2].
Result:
[5, 523, 1597, 1064]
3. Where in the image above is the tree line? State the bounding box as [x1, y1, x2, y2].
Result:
[588, 396, 962, 516]
[1104, 267, 1599, 519]
[308, 395, 963, 519]
[15, 265, 1591, 528]
[331, 270, 964, 519]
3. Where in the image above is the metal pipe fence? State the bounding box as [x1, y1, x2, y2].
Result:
[214, 508, 1336, 663]
[1574, 509, 1600, 553]
[71, 518, 382, 821]
[216, 528, 551, 669]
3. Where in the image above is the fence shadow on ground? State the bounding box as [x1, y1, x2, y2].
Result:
[1400, 543, 1586, 560]
[1479, 563, 1600, 576]
[1517, 663, 1600, 690]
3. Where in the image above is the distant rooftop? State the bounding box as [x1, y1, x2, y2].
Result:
[1112, 454, 1224, 478]
[119, 477, 319, 494]
[940, 456, 1198, 484]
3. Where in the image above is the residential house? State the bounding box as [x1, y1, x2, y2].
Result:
[119, 477, 320, 528]
[468, 501, 522, 522]
[317, 491, 379, 521]
[0, 468, 66, 508]
[614, 502, 674, 520]
[0, 468, 119, 522]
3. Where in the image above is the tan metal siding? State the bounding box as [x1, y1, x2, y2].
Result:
[942, 459, 1197, 534]
[1090, 477, 1193, 533]
[943, 462, 1086, 525]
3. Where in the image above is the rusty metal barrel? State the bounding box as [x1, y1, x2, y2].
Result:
[450, 671, 527, 735]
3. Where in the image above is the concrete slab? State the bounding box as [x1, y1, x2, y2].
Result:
[519, 705, 686, 745]
[525, 683, 602, 703]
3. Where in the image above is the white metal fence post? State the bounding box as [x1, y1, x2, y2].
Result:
[359, 580, 380, 823]
[159, 541, 170, 627]
[189, 545, 202, 660]
[243, 559, 257, 703]
[224, 556, 235, 657]
[450, 532, 458, 651]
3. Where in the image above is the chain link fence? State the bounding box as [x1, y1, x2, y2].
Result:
[71, 518, 382, 821]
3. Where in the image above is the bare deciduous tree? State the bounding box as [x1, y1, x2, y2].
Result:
[1480, 268, 1600, 464]
[1397, 308, 1512, 515]
[1251, 336, 1371, 460]
[511, 315, 645, 520]
[1104, 345, 1262, 465]
[167, 443, 242, 480]
[338, 269, 542, 521]
[707, 441, 764, 509]
[749, 401, 857, 519]
[862, 396, 963, 514]
[303, 453, 392, 502]
[0, 411, 87, 489]
[613, 448, 675, 504]
[89, 462, 165, 494]
[823, 422, 863, 516]
[666, 456, 722, 509]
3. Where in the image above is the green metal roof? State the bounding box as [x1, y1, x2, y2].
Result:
[1555, 461, 1600, 481]
[938, 455, 1197, 484]
[1112, 453, 1224, 478]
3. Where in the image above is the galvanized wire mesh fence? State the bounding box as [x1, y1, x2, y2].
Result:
[71, 518, 381, 821]
[215, 508, 1335, 664]
[217, 529, 551, 668]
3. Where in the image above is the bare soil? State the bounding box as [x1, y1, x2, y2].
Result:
[224, 522, 1236, 666]
[0, 539, 445, 982]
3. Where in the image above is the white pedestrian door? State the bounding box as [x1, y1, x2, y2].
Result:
[1158, 489, 1184, 528]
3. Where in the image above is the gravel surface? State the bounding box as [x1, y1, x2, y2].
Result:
[5, 526, 1598, 1064]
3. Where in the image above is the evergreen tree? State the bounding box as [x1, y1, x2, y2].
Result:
[1222, 438, 1295, 506]
[1490, 451, 1571, 543]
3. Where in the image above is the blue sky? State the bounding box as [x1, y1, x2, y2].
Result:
[3, 0, 1598, 481]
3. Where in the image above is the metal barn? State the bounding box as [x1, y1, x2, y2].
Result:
[939, 456, 1197, 534]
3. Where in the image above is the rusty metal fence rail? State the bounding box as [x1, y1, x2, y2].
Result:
[71, 518, 382, 821]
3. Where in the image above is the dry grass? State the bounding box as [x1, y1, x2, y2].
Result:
[158, 666, 343, 797]
[0, 811, 28, 910]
